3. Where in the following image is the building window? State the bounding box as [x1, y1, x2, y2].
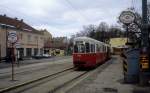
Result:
[28, 35, 31, 41]
[26, 48, 32, 57]
[17, 48, 24, 59]
[40, 48, 43, 55]
[34, 48, 38, 56]
[20, 33, 23, 40]
[35, 36, 38, 42]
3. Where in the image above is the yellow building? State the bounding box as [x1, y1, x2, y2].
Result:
[41, 29, 53, 55]
[0, 14, 44, 60]
[110, 38, 127, 48]
[109, 38, 128, 54]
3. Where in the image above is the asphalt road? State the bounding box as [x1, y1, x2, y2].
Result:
[0, 56, 71, 69]
[0, 56, 73, 90]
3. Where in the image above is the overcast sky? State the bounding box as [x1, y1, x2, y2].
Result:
[0, 0, 141, 37]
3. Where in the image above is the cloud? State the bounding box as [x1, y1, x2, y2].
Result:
[33, 24, 80, 38]
[0, 0, 141, 37]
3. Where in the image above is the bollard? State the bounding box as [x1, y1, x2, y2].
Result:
[123, 58, 127, 76]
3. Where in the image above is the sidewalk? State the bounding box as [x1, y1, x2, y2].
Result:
[67, 56, 150, 93]
[0, 56, 71, 69]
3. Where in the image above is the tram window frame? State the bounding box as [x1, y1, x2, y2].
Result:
[98, 45, 101, 52]
[99, 45, 101, 52]
[90, 44, 95, 53]
[80, 44, 85, 53]
[93, 44, 95, 53]
[96, 44, 99, 52]
[90, 44, 93, 53]
[102, 45, 104, 52]
[85, 42, 90, 53]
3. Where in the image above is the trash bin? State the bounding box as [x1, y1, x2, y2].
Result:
[123, 48, 140, 83]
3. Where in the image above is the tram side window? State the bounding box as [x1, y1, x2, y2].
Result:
[98, 45, 101, 52]
[90, 44, 93, 53]
[74, 44, 85, 53]
[74, 45, 78, 53]
[85, 43, 90, 53]
[96, 44, 99, 52]
[104, 46, 106, 52]
[103, 46, 105, 52]
[102, 45, 104, 52]
[93, 44, 95, 53]
[90, 44, 95, 53]
[80, 44, 85, 53]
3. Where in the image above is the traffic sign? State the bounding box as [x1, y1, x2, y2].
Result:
[8, 31, 18, 43]
[128, 23, 140, 32]
[119, 11, 135, 25]
[15, 41, 21, 48]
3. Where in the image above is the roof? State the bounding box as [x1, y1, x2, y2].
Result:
[74, 36, 110, 46]
[0, 14, 42, 34]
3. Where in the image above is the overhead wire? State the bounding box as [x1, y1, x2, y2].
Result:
[64, 0, 90, 22]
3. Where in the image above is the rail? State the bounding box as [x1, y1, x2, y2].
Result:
[0, 67, 74, 93]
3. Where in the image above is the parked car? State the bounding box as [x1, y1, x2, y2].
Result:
[32, 54, 43, 59]
[32, 54, 51, 59]
[42, 54, 51, 58]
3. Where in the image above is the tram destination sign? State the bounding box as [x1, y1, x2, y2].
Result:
[119, 11, 135, 25]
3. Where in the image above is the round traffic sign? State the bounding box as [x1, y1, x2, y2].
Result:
[119, 11, 135, 25]
[8, 31, 18, 43]
[128, 23, 140, 32]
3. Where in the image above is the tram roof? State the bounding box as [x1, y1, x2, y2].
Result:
[74, 37, 105, 45]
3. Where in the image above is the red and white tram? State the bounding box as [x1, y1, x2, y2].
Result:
[73, 37, 111, 68]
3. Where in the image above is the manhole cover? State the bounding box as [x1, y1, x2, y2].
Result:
[103, 87, 118, 93]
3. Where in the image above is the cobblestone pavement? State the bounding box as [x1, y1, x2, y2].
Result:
[67, 56, 135, 93]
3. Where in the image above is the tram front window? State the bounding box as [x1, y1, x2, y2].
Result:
[74, 44, 85, 53]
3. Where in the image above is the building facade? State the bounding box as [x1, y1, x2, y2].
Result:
[0, 14, 44, 60]
[109, 37, 128, 54]
[43, 36, 68, 56]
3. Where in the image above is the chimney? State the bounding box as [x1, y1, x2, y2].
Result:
[20, 19, 23, 22]
[14, 17, 18, 20]
[3, 14, 6, 17]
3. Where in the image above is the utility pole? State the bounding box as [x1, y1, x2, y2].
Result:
[139, 0, 150, 85]
[142, 0, 148, 47]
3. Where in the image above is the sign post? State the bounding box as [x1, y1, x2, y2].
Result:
[8, 31, 18, 81]
[15, 42, 21, 67]
[119, 11, 136, 44]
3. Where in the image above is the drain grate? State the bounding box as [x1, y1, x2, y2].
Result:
[103, 87, 118, 93]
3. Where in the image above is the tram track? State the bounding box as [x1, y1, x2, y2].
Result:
[0, 59, 72, 79]
[0, 58, 113, 93]
[0, 67, 75, 93]
[0, 66, 50, 79]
